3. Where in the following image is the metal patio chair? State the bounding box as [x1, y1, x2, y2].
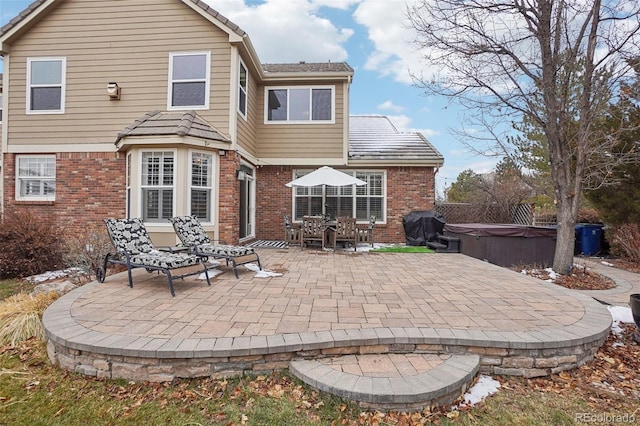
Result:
[169, 216, 261, 278]
[97, 218, 211, 297]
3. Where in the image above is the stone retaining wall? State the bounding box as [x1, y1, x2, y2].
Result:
[47, 335, 606, 383]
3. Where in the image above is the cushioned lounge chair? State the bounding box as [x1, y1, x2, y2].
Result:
[169, 216, 261, 278]
[97, 218, 211, 297]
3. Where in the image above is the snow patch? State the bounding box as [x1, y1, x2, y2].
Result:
[460, 375, 501, 406]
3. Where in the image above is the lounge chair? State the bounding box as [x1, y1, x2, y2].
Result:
[284, 214, 301, 245]
[331, 217, 358, 251]
[357, 215, 376, 247]
[97, 218, 211, 297]
[169, 216, 261, 278]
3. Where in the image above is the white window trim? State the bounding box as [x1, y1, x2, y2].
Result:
[264, 85, 335, 124]
[167, 51, 211, 111]
[26, 57, 66, 114]
[15, 154, 56, 201]
[291, 169, 386, 223]
[188, 150, 215, 223]
[139, 149, 177, 222]
[238, 59, 248, 120]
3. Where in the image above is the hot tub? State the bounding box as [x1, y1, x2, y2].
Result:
[444, 223, 557, 267]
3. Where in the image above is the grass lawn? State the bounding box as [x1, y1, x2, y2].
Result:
[370, 245, 434, 253]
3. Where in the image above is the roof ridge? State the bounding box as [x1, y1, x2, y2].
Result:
[176, 110, 196, 136]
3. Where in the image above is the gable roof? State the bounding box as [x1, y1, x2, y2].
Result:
[0, 0, 247, 55]
[349, 115, 444, 166]
[115, 110, 231, 148]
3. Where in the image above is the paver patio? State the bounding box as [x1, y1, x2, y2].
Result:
[43, 248, 615, 409]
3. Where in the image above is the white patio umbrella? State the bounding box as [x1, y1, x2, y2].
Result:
[285, 166, 367, 187]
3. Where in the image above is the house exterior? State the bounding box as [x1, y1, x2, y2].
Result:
[0, 0, 443, 246]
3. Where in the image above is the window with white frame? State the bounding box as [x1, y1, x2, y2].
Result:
[168, 52, 210, 109]
[27, 58, 65, 113]
[292, 170, 385, 221]
[266, 86, 333, 123]
[238, 60, 248, 119]
[141, 151, 175, 222]
[16, 155, 56, 201]
[355, 171, 384, 221]
[190, 151, 213, 222]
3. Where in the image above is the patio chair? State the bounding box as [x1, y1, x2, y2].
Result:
[301, 215, 327, 250]
[97, 218, 211, 297]
[331, 217, 358, 251]
[357, 215, 376, 247]
[284, 214, 301, 245]
[169, 216, 261, 278]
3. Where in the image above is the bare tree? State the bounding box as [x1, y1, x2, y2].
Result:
[408, 0, 640, 274]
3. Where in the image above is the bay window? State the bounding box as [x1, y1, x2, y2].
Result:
[141, 151, 175, 222]
[190, 151, 213, 221]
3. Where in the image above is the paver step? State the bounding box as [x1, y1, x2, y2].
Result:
[290, 353, 480, 412]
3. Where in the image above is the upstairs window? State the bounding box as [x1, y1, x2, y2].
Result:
[16, 155, 56, 201]
[27, 58, 65, 113]
[0, 93, 3, 122]
[238, 60, 248, 119]
[168, 52, 210, 109]
[266, 86, 334, 123]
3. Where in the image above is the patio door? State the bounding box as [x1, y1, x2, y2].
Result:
[239, 165, 255, 240]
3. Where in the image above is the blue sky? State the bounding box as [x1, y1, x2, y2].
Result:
[0, 0, 500, 197]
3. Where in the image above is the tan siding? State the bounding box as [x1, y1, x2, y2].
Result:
[6, 0, 233, 148]
[236, 57, 259, 156]
[255, 81, 344, 159]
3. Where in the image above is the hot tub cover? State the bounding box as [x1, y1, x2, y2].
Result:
[444, 223, 556, 237]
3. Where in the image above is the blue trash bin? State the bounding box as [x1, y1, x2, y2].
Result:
[576, 224, 603, 256]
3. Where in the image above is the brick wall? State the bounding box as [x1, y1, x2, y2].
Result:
[3, 152, 126, 234]
[255, 165, 437, 243]
[217, 152, 241, 245]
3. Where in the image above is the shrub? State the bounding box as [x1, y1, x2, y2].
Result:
[609, 223, 640, 262]
[62, 226, 114, 284]
[0, 210, 65, 279]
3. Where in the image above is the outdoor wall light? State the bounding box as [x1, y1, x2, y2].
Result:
[218, 149, 227, 157]
[107, 82, 121, 100]
[236, 170, 247, 181]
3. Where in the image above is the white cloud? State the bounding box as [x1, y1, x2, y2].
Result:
[352, 0, 428, 84]
[204, 0, 354, 63]
[377, 100, 404, 113]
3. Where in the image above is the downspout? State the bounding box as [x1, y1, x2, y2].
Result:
[343, 75, 351, 165]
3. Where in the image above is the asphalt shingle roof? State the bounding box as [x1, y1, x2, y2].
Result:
[349, 115, 444, 164]
[115, 110, 230, 144]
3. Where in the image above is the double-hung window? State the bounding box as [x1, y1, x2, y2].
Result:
[238, 60, 248, 119]
[355, 172, 384, 221]
[292, 170, 385, 222]
[168, 52, 210, 109]
[141, 151, 175, 222]
[266, 86, 334, 123]
[190, 151, 213, 222]
[16, 155, 56, 201]
[27, 58, 65, 113]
